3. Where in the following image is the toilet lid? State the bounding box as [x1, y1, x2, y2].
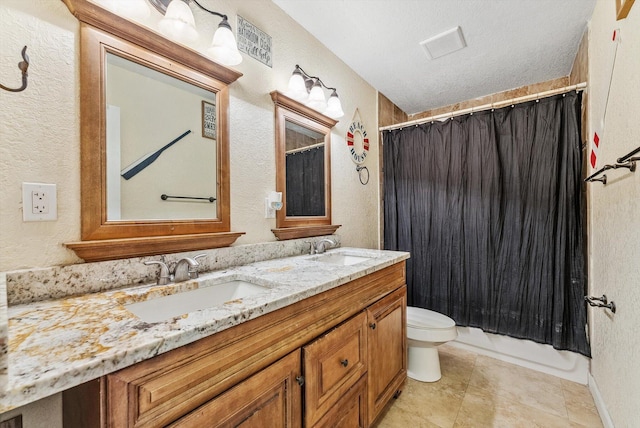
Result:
[407, 306, 456, 329]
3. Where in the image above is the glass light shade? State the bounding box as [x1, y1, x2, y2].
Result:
[158, 0, 199, 44]
[207, 18, 243, 66]
[325, 90, 345, 119]
[306, 80, 327, 111]
[94, 0, 151, 22]
[286, 69, 309, 102]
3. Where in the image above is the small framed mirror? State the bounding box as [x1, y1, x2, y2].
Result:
[271, 91, 340, 240]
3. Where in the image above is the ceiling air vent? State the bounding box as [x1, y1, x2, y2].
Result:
[420, 26, 467, 60]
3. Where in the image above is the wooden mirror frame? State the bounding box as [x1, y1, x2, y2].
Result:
[270, 91, 341, 240]
[62, 0, 244, 261]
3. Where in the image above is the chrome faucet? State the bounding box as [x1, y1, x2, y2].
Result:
[173, 254, 206, 282]
[144, 256, 171, 285]
[314, 238, 337, 254]
[144, 254, 206, 285]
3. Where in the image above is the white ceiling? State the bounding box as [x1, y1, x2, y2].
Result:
[271, 0, 596, 115]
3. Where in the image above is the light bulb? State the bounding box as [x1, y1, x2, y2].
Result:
[158, 0, 198, 44]
[286, 68, 309, 102]
[306, 79, 327, 112]
[207, 17, 243, 66]
[325, 90, 344, 119]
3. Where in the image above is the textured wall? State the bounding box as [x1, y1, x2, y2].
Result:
[587, 1, 640, 426]
[0, 0, 379, 272]
[0, 1, 80, 271]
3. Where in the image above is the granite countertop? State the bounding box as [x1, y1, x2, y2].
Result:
[1, 247, 409, 412]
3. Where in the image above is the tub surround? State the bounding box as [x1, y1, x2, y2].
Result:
[0, 242, 409, 412]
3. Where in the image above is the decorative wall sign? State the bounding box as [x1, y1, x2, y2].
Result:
[202, 100, 216, 140]
[346, 109, 370, 164]
[237, 15, 272, 67]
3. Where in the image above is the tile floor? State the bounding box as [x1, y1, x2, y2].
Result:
[376, 344, 603, 428]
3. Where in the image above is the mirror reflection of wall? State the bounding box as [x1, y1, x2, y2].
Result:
[105, 52, 218, 221]
[284, 120, 325, 217]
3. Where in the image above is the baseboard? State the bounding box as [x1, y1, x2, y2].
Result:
[588, 373, 614, 428]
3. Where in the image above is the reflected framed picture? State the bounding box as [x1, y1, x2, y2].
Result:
[202, 100, 216, 140]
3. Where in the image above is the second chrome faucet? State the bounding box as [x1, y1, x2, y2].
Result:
[144, 254, 206, 285]
[308, 238, 337, 255]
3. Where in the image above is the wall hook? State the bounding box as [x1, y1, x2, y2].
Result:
[1, 46, 29, 93]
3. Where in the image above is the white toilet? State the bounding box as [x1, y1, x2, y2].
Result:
[406, 306, 458, 382]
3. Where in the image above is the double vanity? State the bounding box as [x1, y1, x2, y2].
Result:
[2, 243, 409, 427]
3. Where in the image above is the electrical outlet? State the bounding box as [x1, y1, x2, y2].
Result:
[22, 182, 57, 222]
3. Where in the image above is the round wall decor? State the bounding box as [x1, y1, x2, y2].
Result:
[346, 110, 369, 164]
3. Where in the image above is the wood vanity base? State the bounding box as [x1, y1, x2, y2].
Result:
[64, 262, 407, 427]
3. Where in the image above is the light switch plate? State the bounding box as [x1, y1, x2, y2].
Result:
[22, 182, 57, 222]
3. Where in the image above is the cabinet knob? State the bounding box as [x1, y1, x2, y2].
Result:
[369, 322, 376, 330]
[296, 375, 305, 386]
[340, 359, 349, 367]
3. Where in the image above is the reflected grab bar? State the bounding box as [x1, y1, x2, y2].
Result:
[161, 194, 216, 203]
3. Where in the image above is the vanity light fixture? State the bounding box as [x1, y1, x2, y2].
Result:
[157, 0, 243, 66]
[286, 65, 344, 119]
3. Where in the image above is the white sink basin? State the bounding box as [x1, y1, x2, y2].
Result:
[126, 280, 270, 323]
[311, 253, 372, 266]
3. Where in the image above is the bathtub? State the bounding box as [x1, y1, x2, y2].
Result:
[449, 326, 590, 384]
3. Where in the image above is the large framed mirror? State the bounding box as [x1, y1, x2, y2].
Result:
[271, 91, 340, 240]
[63, 1, 243, 261]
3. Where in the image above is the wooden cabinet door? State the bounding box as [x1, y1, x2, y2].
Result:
[312, 375, 367, 428]
[366, 286, 407, 425]
[168, 350, 302, 428]
[303, 311, 368, 427]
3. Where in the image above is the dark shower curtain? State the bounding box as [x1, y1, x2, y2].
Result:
[383, 92, 590, 356]
[286, 146, 325, 216]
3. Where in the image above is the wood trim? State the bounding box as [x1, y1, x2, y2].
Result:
[616, 0, 635, 19]
[271, 225, 341, 240]
[271, 91, 336, 232]
[63, 22, 241, 261]
[270, 91, 338, 129]
[61, 0, 242, 84]
[105, 262, 405, 427]
[65, 232, 245, 262]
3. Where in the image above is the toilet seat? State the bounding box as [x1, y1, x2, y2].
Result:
[407, 306, 456, 329]
[406, 307, 457, 343]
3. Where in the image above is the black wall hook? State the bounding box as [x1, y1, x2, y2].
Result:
[1, 46, 29, 93]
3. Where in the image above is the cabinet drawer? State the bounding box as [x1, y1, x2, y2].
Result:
[303, 311, 368, 426]
[312, 375, 367, 428]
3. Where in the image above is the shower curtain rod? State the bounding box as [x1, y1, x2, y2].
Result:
[379, 82, 587, 132]
[286, 142, 324, 154]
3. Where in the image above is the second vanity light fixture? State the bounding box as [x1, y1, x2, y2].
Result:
[286, 65, 345, 119]
[95, 0, 243, 66]
[157, 0, 242, 66]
